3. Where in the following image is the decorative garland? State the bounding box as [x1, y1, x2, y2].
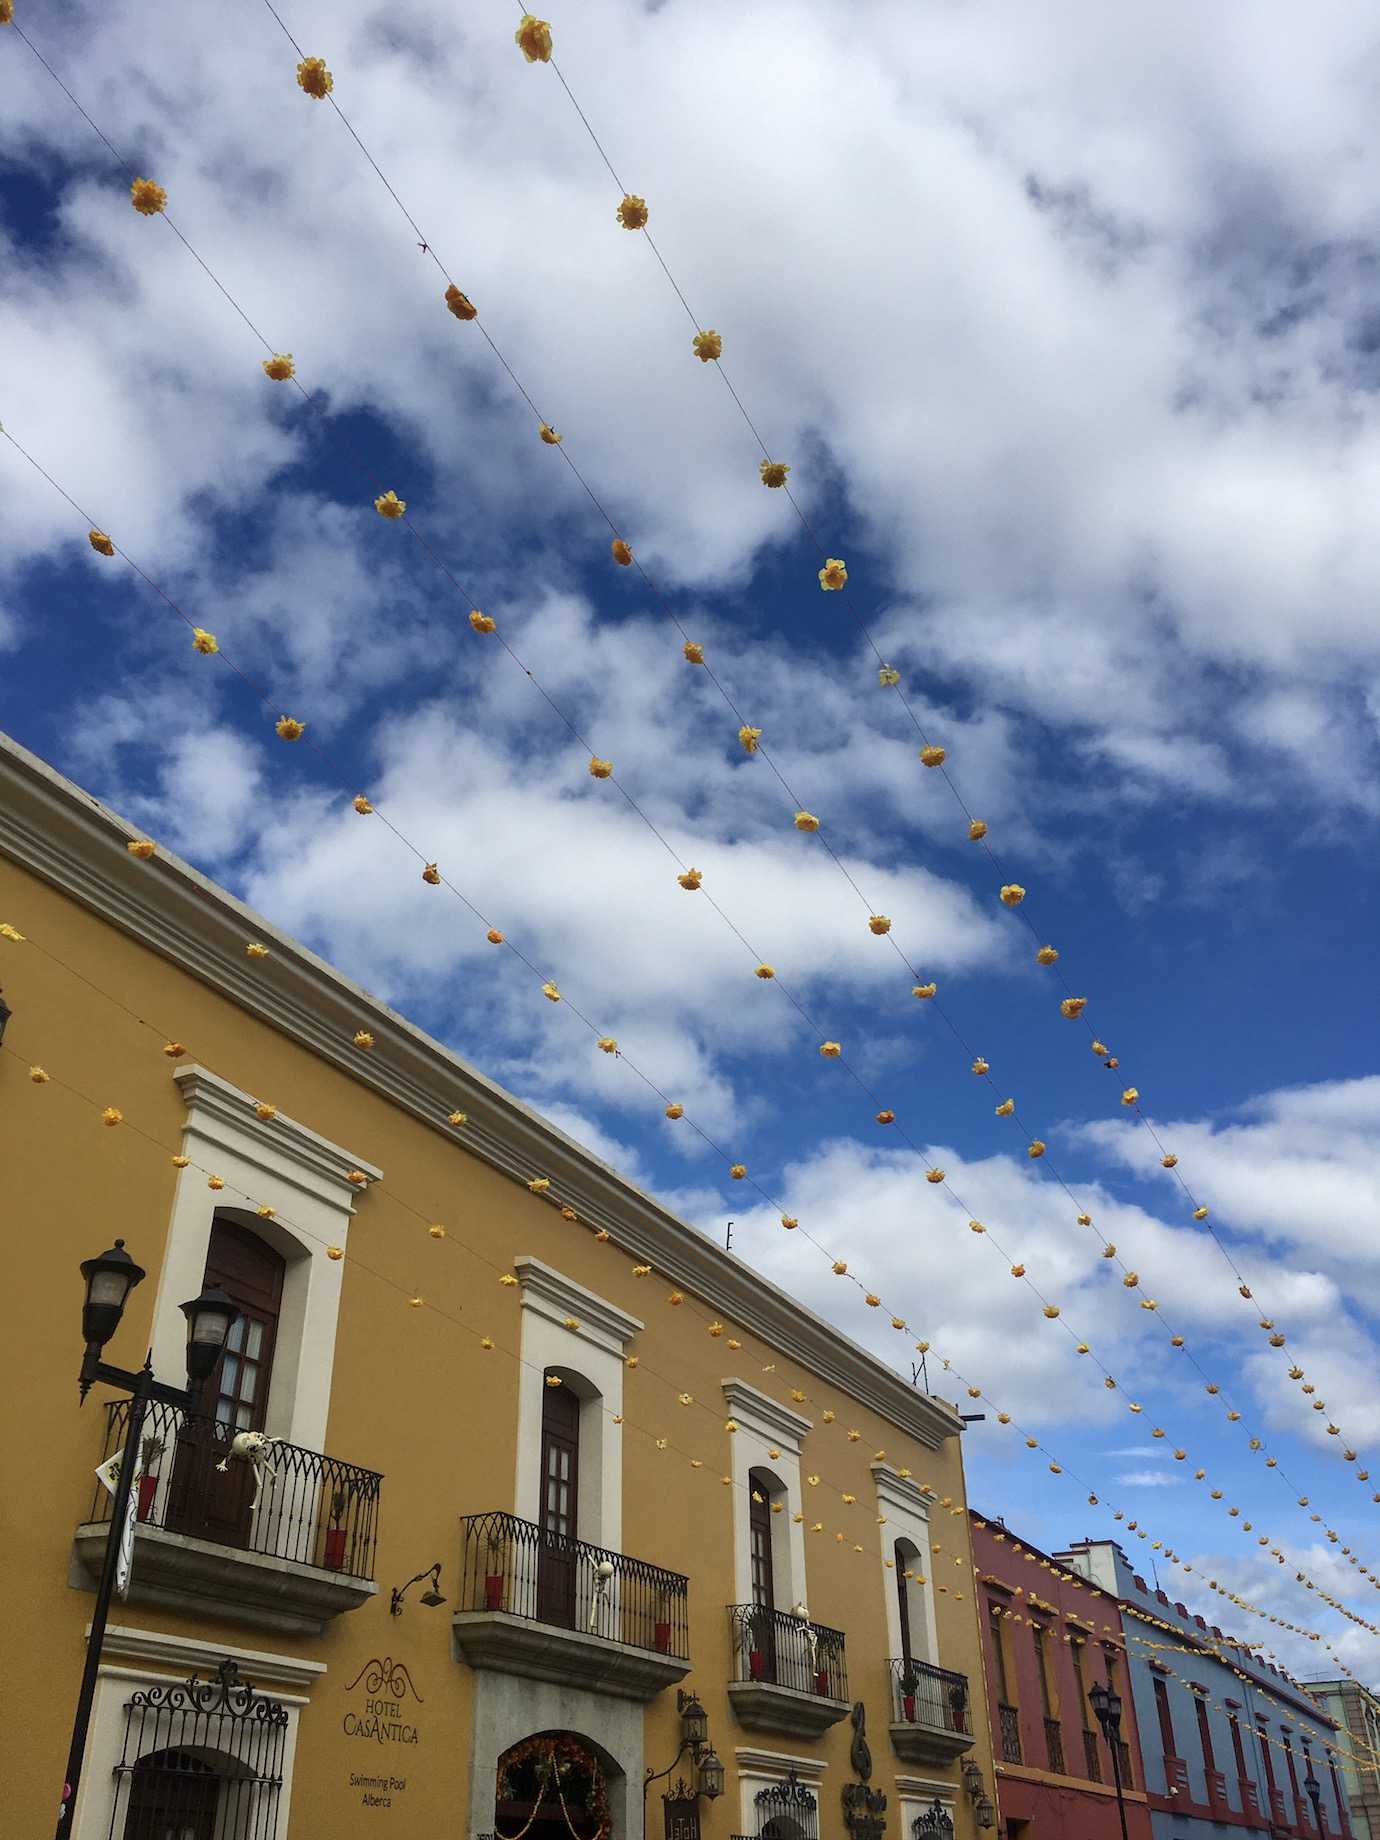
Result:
[495, 1736, 610, 1840]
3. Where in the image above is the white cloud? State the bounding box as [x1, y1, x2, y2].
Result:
[1116, 1470, 1183, 1488]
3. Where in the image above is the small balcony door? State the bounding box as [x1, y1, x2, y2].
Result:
[168, 1219, 283, 1550]
[748, 1473, 777, 1680]
[536, 1377, 580, 1627]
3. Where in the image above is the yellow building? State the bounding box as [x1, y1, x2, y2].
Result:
[1, 731, 996, 1840]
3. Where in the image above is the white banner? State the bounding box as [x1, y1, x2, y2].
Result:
[94, 1448, 143, 1599]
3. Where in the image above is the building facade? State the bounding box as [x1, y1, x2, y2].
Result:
[1, 729, 998, 1840]
[1303, 1681, 1380, 1840]
[1059, 1540, 1351, 1840]
[970, 1514, 1152, 1839]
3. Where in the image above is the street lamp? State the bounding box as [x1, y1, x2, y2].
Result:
[58, 1242, 241, 1837]
[1303, 1763, 1323, 1833]
[644, 1688, 726, 1814]
[1089, 1680, 1131, 1840]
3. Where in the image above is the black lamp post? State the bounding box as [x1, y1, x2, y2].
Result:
[1089, 1680, 1131, 1840]
[644, 1688, 726, 1813]
[57, 1242, 240, 1837]
[1303, 1763, 1323, 1833]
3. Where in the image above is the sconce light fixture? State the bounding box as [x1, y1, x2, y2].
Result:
[390, 1562, 445, 1617]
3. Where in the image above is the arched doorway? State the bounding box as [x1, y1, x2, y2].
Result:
[495, 1733, 616, 1840]
[121, 1749, 220, 1839]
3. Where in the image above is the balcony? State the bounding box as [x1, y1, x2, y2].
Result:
[888, 1658, 977, 1767]
[72, 1398, 380, 1636]
[727, 1604, 850, 1739]
[998, 1702, 1022, 1764]
[452, 1511, 690, 1701]
[1082, 1727, 1102, 1782]
[1044, 1716, 1067, 1775]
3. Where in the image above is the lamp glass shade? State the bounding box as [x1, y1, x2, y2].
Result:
[80, 1240, 146, 1351]
[181, 1284, 241, 1385]
[1303, 1767, 1321, 1798]
[680, 1693, 708, 1749]
[696, 1748, 724, 1801]
[420, 1586, 447, 1608]
[976, 1794, 995, 1829]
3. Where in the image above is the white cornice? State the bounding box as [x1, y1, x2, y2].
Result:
[175, 1063, 383, 1197]
[515, 1255, 643, 1353]
[733, 1747, 828, 1781]
[94, 1622, 325, 1693]
[872, 1463, 933, 1518]
[0, 731, 962, 1449]
[722, 1379, 813, 1450]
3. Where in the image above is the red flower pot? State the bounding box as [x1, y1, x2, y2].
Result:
[485, 1573, 505, 1611]
[137, 1474, 159, 1522]
[903, 1694, 917, 1723]
[815, 1668, 829, 1696]
[749, 1650, 764, 1681]
[323, 1526, 347, 1571]
[654, 1621, 672, 1654]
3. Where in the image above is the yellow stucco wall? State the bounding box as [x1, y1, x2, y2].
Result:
[1, 849, 994, 1839]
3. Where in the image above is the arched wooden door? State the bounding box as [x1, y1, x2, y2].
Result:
[748, 1471, 778, 1681]
[168, 1219, 284, 1550]
[536, 1377, 580, 1628]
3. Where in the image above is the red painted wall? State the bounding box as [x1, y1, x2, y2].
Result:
[971, 1513, 1153, 1839]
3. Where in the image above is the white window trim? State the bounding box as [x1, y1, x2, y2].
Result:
[722, 1379, 812, 1614]
[734, 1746, 828, 1839]
[514, 1256, 641, 1551]
[151, 1064, 380, 1457]
[895, 1772, 958, 1840]
[874, 1464, 940, 1667]
[71, 1623, 323, 1840]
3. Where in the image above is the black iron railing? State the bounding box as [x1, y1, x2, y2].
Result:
[91, 1398, 381, 1580]
[998, 1702, 1022, 1764]
[889, 1657, 972, 1732]
[1082, 1727, 1102, 1782]
[1117, 1739, 1134, 1790]
[1045, 1716, 1066, 1774]
[459, 1511, 690, 1659]
[728, 1604, 848, 1699]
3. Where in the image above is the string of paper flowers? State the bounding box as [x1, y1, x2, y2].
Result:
[5, 919, 1373, 1659]
[489, 6, 1371, 1477]
[5, 19, 1360, 1515]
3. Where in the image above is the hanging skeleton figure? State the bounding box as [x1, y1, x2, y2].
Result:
[588, 1558, 617, 1632]
[216, 1429, 281, 1512]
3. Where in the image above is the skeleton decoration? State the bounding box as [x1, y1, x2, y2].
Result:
[216, 1430, 281, 1512]
[588, 1557, 617, 1631]
[793, 1602, 820, 1676]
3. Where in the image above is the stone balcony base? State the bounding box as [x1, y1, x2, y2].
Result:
[452, 1609, 690, 1702]
[889, 1719, 976, 1766]
[728, 1679, 852, 1739]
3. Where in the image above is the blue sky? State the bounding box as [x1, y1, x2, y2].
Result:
[3, 0, 1380, 1677]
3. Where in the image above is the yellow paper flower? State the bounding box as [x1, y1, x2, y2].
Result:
[668, 1291, 684, 1306]
[101, 1106, 123, 1127]
[611, 537, 633, 566]
[130, 177, 167, 216]
[818, 558, 848, 591]
[588, 756, 614, 780]
[159, 1041, 186, 1060]
[515, 13, 553, 60]
[925, 1168, 945, 1185]
[0, 2, 13, 24]
[693, 330, 723, 363]
[919, 745, 946, 768]
[374, 490, 406, 519]
[207, 1175, 225, 1191]
[1059, 997, 1087, 1019]
[445, 284, 478, 321]
[480, 1336, 494, 1350]
[1043, 1305, 1060, 1319]
[422, 863, 441, 885]
[878, 665, 900, 687]
[253, 1102, 277, 1123]
[632, 1264, 651, 1277]
[971, 1056, 990, 1076]
[597, 1037, 617, 1055]
[87, 528, 117, 560]
[738, 725, 762, 754]
[676, 867, 702, 890]
[1027, 1140, 1046, 1159]
[542, 982, 561, 1002]
[725, 1419, 739, 1433]
[683, 640, 705, 664]
[353, 1029, 374, 1049]
[794, 810, 820, 831]
[448, 1109, 467, 1126]
[1000, 884, 1026, 907]
[1193, 1206, 1209, 1221]
[562, 1317, 580, 1331]
[913, 981, 937, 999]
[566, 1209, 581, 1224]
[832, 1260, 848, 1274]
[730, 1163, 747, 1180]
[296, 56, 333, 98]
[539, 423, 561, 445]
[246, 942, 270, 959]
[1122, 1272, 1139, 1289]
[1035, 945, 1058, 966]
[875, 1109, 895, 1124]
[171, 1153, 191, 1168]
[755, 963, 775, 979]
[0, 922, 24, 940]
[262, 352, 295, 381]
[995, 1098, 1015, 1116]
[867, 914, 893, 937]
[1011, 1264, 1026, 1278]
[257, 1205, 275, 1219]
[528, 1176, 551, 1194]
[1101, 1244, 1117, 1259]
[760, 460, 790, 488]
[819, 1041, 842, 1058]
[500, 1273, 519, 1287]
[30, 1066, 50, 1083]
[966, 820, 989, 845]
[275, 715, 305, 741]
[969, 1220, 985, 1233]
[864, 1295, 881, 1309]
[346, 1169, 368, 1188]
[352, 794, 373, 815]
[1121, 1088, 1139, 1107]
[325, 1245, 343, 1261]
[781, 1215, 798, 1230]
[616, 194, 648, 229]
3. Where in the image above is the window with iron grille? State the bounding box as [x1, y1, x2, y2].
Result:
[107, 1658, 287, 1840]
[754, 1771, 819, 1840]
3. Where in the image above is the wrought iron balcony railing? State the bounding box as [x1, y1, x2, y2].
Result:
[729, 1604, 849, 1700]
[889, 1658, 972, 1733]
[91, 1397, 381, 1581]
[458, 1511, 690, 1659]
[1044, 1716, 1066, 1775]
[997, 1702, 1022, 1764]
[1082, 1726, 1102, 1782]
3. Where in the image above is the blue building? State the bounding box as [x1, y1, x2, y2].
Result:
[1056, 1539, 1351, 1839]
